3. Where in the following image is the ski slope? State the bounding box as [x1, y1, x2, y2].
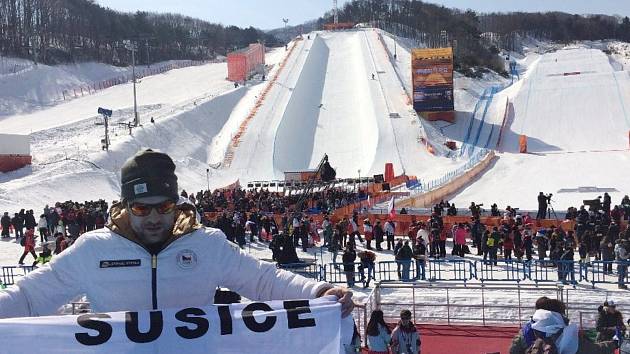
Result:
[452, 46, 630, 209]
[222, 30, 469, 184]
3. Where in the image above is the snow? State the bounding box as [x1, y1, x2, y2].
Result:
[452, 43, 630, 210]
[2, 31, 630, 324]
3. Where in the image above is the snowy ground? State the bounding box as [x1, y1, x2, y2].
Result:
[451, 43, 630, 210]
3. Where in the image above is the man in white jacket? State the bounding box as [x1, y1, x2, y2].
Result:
[0, 149, 353, 318]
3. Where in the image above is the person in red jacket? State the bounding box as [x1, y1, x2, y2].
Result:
[18, 228, 37, 265]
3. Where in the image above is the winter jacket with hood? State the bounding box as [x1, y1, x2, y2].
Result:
[0, 202, 332, 318]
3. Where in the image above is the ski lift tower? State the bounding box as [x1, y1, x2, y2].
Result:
[333, 0, 339, 24]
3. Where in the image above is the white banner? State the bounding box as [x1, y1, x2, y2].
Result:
[0, 297, 352, 354]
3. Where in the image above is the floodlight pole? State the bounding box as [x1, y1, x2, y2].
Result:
[131, 45, 139, 126]
[206, 168, 210, 192]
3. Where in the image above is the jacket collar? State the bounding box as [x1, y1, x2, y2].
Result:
[106, 201, 201, 254]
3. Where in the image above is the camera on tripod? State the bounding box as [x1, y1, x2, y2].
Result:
[545, 193, 553, 202]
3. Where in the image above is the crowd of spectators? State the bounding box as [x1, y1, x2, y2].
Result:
[187, 186, 367, 214]
[1, 200, 108, 265]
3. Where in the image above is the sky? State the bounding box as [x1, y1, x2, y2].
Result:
[96, 0, 630, 30]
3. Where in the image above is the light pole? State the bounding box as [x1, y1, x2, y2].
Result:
[282, 18, 289, 44]
[124, 40, 139, 126]
[206, 168, 210, 192]
[358, 169, 361, 193]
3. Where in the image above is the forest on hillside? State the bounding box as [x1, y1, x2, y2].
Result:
[318, 0, 630, 75]
[0, 0, 279, 65]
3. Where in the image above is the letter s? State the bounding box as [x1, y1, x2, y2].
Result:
[75, 313, 113, 346]
[175, 308, 209, 339]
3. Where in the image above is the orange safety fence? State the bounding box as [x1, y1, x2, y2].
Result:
[202, 210, 603, 238]
[223, 39, 301, 166]
[59, 60, 210, 103]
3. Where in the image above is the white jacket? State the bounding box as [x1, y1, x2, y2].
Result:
[0, 227, 331, 318]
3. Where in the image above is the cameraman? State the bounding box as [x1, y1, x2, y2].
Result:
[537, 192, 549, 220]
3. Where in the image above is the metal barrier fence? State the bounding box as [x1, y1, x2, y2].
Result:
[427, 259, 476, 282]
[377, 261, 416, 282]
[369, 282, 616, 329]
[276, 262, 322, 281]
[586, 260, 630, 288]
[478, 260, 527, 283]
[322, 263, 364, 286]
[527, 260, 585, 285]
[302, 260, 630, 287]
[1, 266, 36, 286]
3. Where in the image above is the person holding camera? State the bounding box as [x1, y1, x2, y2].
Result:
[537, 192, 549, 220]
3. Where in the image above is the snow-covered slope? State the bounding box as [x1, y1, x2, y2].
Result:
[452, 45, 630, 209]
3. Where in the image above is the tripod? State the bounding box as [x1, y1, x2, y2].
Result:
[547, 200, 558, 220]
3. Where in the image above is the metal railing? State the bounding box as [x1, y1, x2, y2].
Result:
[366, 282, 617, 329]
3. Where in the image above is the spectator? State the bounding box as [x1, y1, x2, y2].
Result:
[600, 236, 615, 274]
[396, 240, 413, 281]
[413, 236, 427, 280]
[559, 245, 575, 284]
[33, 243, 52, 266]
[342, 243, 357, 288]
[382, 220, 393, 251]
[453, 223, 468, 257]
[53, 232, 68, 255]
[1, 212, 11, 238]
[17, 228, 36, 265]
[510, 297, 617, 354]
[358, 249, 376, 288]
[596, 300, 626, 342]
[391, 309, 421, 354]
[367, 309, 392, 354]
[382, 220, 396, 251]
[363, 219, 374, 250]
[486, 227, 500, 265]
[37, 214, 48, 243]
[11, 212, 24, 238]
[615, 239, 629, 289]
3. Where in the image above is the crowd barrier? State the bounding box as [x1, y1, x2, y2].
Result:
[1, 266, 35, 286]
[586, 260, 630, 287]
[276, 262, 321, 281]
[269, 260, 630, 288]
[478, 259, 527, 283]
[377, 261, 416, 282]
[427, 259, 476, 282]
[47, 60, 210, 103]
[322, 262, 364, 286]
[223, 39, 300, 167]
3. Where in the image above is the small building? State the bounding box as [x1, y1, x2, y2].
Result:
[227, 43, 265, 82]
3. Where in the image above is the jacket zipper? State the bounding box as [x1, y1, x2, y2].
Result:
[151, 254, 158, 310]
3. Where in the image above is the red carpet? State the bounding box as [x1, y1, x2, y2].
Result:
[362, 324, 520, 354]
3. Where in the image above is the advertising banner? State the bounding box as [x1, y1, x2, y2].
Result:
[0, 297, 351, 354]
[412, 48, 454, 112]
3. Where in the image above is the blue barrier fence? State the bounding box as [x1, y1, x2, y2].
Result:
[427, 259, 476, 282]
[273, 260, 630, 288]
[585, 261, 630, 288]
[1, 260, 627, 289]
[478, 260, 527, 283]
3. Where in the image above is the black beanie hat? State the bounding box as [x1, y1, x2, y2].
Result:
[120, 149, 178, 202]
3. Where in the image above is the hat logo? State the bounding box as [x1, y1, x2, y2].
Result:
[177, 249, 197, 269]
[134, 183, 148, 195]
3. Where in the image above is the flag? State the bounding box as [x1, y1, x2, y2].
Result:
[388, 196, 396, 219]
